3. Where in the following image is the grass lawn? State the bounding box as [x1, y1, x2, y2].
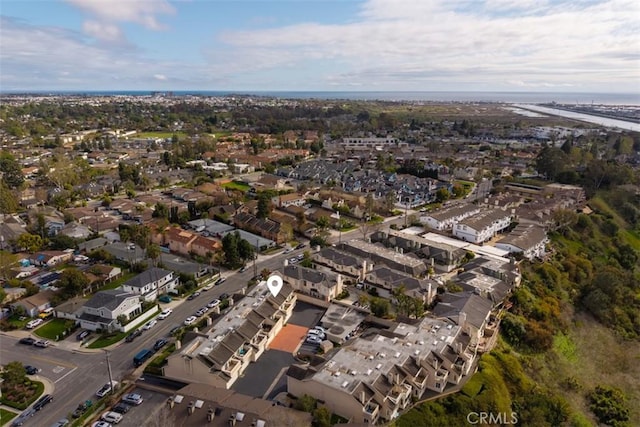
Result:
[221, 181, 250, 192]
[0, 408, 18, 426]
[2, 315, 30, 331]
[34, 318, 77, 340]
[135, 131, 188, 139]
[99, 271, 137, 291]
[87, 331, 128, 349]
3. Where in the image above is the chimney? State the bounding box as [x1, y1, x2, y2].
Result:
[360, 390, 366, 404]
[167, 397, 174, 409]
[188, 401, 195, 415]
[207, 407, 215, 422]
[229, 414, 236, 426]
[459, 312, 467, 328]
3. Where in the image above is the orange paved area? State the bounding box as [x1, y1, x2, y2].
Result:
[268, 324, 309, 353]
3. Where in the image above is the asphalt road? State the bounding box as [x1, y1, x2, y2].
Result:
[0, 245, 309, 426]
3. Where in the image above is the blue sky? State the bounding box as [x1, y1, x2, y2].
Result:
[1, 0, 639, 92]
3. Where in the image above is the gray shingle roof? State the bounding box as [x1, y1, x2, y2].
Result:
[123, 267, 172, 289]
[84, 289, 137, 311]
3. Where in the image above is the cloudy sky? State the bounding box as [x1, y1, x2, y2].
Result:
[1, 0, 639, 93]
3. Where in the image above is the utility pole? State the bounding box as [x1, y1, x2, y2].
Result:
[253, 238, 258, 278]
[104, 350, 114, 393]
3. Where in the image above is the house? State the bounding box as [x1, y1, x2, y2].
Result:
[432, 292, 494, 347]
[281, 265, 344, 302]
[11, 290, 56, 317]
[365, 267, 436, 304]
[287, 317, 476, 425]
[233, 212, 290, 244]
[59, 222, 93, 240]
[272, 193, 306, 209]
[29, 250, 74, 267]
[78, 289, 142, 332]
[190, 235, 222, 258]
[163, 227, 198, 256]
[337, 240, 427, 277]
[88, 264, 122, 283]
[164, 283, 296, 389]
[120, 267, 179, 301]
[495, 224, 548, 260]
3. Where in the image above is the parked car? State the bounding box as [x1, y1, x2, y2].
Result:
[157, 308, 173, 320]
[26, 318, 43, 329]
[153, 338, 168, 351]
[49, 419, 69, 427]
[158, 294, 172, 303]
[283, 248, 293, 254]
[19, 337, 36, 345]
[25, 365, 40, 375]
[295, 243, 306, 250]
[219, 293, 230, 300]
[77, 330, 90, 341]
[207, 299, 221, 309]
[121, 393, 144, 406]
[33, 394, 53, 411]
[142, 319, 157, 330]
[34, 339, 50, 348]
[305, 335, 322, 345]
[289, 257, 298, 264]
[187, 291, 201, 300]
[216, 277, 226, 285]
[101, 411, 123, 424]
[202, 283, 214, 291]
[314, 326, 327, 334]
[307, 329, 326, 339]
[111, 403, 131, 414]
[194, 307, 207, 317]
[239, 266, 248, 273]
[96, 381, 118, 398]
[169, 325, 182, 335]
[184, 316, 197, 326]
[91, 422, 113, 427]
[125, 329, 142, 342]
[296, 254, 304, 261]
[72, 400, 93, 418]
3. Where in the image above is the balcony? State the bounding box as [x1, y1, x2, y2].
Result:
[363, 402, 380, 418]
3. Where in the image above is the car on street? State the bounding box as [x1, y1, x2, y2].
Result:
[25, 365, 40, 375]
[111, 403, 131, 414]
[194, 307, 208, 317]
[34, 339, 50, 348]
[305, 335, 322, 345]
[153, 338, 168, 351]
[202, 283, 214, 291]
[207, 299, 221, 308]
[219, 293, 230, 300]
[96, 381, 118, 398]
[169, 325, 182, 335]
[19, 337, 36, 345]
[121, 393, 144, 406]
[142, 319, 157, 330]
[187, 291, 201, 300]
[283, 248, 293, 254]
[239, 266, 248, 273]
[77, 330, 90, 340]
[125, 329, 142, 342]
[295, 243, 306, 250]
[184, 316, 197, 326]
[289, 257, 298, 264]
[157, 308, 173, 320]
[91, 422, 113, 427]
[216, 277, 226, 285]
[26, 318, 43, 329]
[49, 419, 69, 427]
[101, 411, 123, 424]
[33, 394, 53, 411]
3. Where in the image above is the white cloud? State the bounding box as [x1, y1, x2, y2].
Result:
[208, 0, 640, 91]
[154, 74, 168, 81]
[65, 0, 175, 30]
[82, 20, 124, 42]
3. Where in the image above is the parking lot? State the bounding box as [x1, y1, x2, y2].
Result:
[115, 387, 170, 427]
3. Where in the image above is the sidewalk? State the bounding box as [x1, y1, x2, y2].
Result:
[0, 373, 56, 418]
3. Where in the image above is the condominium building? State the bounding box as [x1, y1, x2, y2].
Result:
[164, 283, 296, 389]
[452, 209, 512, 244]
[287, 317, 476, 424]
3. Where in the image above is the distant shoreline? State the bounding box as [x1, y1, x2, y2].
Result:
[1, 90, 639, 105]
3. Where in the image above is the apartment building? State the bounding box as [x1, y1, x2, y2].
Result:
[421, 204, 481, 231]
[287, 317, 476, 424]
[337, 240, 427, 277]
[452, 209, 512, 244]
[164, 283, 296, 389]
[312, 247, 364, 279]
[281, 265, 344, 302]
[495, 224, 548, 260]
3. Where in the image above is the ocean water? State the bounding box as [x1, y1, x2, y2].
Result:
[3, 90, 639, 105]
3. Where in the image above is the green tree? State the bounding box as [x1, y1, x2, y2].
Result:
[294, 394, 317, 413]
[535, 147, 569, 181]
[435, 187, 450, 203]
[16, 233, 43, 253]
[58, 267, 90, 298]
[147, 244, 161, 267]
[238, 238, 255, 262]
[370, 297, 390, 318]
[312, 406, 332, 427]
[257, 193, 273, 219]
[49, 234, 78, 250]
[0, 181, 19, 214]
[1, 361, 27, 387]
[0, 151, 25, 189]
[588, 385, 630, 427]
[222, 231, 241, 268]
[152, 202, 169, 219]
